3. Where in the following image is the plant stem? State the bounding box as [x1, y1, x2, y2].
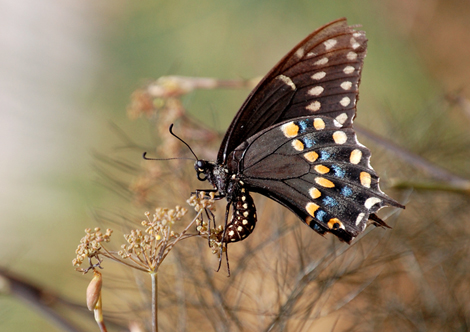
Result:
[151, 272, 158, 332]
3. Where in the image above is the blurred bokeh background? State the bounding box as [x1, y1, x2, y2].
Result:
[1, 0, 470, 331]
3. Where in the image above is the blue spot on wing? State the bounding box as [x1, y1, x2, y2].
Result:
[319, 151, 331, 160]
[303, 135, 315, 148]
[322, 196, 338, 207]
[298, 120, 308, 133]
[312, 223, 321, 231]
[316, 210, 327, 222]
[341, 186, 353, 197]
[331, 165, 346, 178]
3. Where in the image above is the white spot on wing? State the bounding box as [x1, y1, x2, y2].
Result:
[306, 101, 321, 112]
[355, 212, 365, 225]
[324, 38, 337, 50]
[347, 52, 357, 60]
[311, 71, 326, 80]
[308, 86, 324, 96]
[340, 97, 351, 107]
[314, 57, 328, 66]
[295, 47, 305, 58]
[277, 75, 296, 90]
[341, 81, 353, 90]
[343, 66, 355, 74]
[350, 37, 360, 49]
[335, 113, 348, 125]
[365, 197, 382, 209]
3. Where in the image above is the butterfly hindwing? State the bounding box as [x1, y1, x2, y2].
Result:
[228, 116, 400, 242]
[218, 18, 367, 164]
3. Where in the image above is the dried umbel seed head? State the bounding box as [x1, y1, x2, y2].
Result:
[187, 191, 216, 212]
[73, 228, 113, 268]
[86, 270, 102, 311]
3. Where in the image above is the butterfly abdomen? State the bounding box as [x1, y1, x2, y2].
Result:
[221, 188, 257, 243]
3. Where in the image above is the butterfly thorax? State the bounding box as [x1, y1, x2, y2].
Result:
[195, 160, 231, 196]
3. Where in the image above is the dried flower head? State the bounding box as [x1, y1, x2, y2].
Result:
[196, 218, 225, 257]
[73, 228, 113, 272]
[116, 206, 188, 272]
[187, 191, 216, 213]
[187, 191, 225, 257]
[127, 89, 155, 119]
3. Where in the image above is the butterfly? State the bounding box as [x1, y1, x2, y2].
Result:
[193, 18, 404, 244]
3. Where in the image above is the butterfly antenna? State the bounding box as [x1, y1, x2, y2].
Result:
[142, 152, 194, 161]
[169, 124, 199, 161]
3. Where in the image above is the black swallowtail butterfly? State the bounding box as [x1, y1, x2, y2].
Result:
[193, 18, 404, 244]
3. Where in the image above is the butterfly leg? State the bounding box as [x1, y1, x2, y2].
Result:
[216, 202, 232, 273]
[204, 208, 217, 247]
[192, 188, 225, 200]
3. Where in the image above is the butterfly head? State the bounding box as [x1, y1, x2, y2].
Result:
[195, 159, 232, 196]
[194, 160, 213, 182]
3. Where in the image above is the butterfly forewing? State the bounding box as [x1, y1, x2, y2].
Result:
[218, 18, 367, 164]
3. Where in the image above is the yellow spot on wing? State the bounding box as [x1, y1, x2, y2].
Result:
[350, 149, 362, 164]
[314, 165, 330, 174]
[306, 202, 319, 217]
[305, 216, 314, 224]
[309, 187, 321, 199]
[313, 118, 325, 130]
[360, 172, 371, 188]
[292, 139, 304, 151]
[304, 151, 318, 162]
[281, 122, 299, 138]
[315, 177, 335, 188]
[333, 131, 347, 144]
[328, 218, 344, 229]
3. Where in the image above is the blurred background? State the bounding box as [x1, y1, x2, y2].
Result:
[1, 0, 470, 331]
